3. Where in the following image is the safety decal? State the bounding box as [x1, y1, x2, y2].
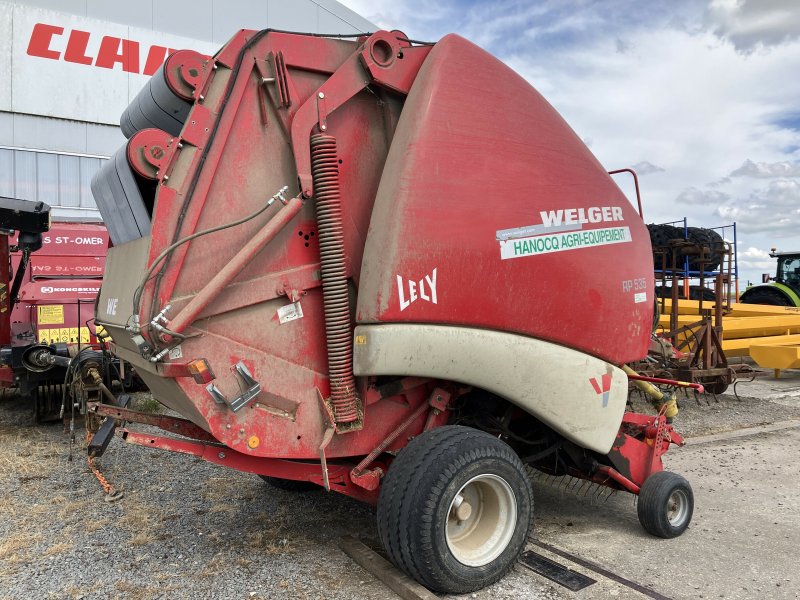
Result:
[589, 373, 612, 408]
[37, 304, 64, 325]
[277, 301, 304, 324]
[38, 327, 92, 344]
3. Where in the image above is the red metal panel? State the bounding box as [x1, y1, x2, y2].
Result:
[8, 222, 107, 347]
[28, 256, 105, 278]
[38, 224, 109, 256]
[0, 235, 9, 346]
[356, 35, 653, 364]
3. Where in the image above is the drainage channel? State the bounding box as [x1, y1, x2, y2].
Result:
[521, 539, 673, 600]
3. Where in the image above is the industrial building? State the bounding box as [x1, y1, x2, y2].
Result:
[0, 0, 374, 221]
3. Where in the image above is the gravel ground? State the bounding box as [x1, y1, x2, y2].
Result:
[628, 378, 800, 438]
[1, 378, 798, 600]
[0, 392, 567, 600]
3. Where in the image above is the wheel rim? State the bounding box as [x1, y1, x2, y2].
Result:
[667, 488, 690, 527]
[445, 474, 517, 567]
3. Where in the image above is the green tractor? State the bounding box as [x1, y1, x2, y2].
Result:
[740, 250, 800, 306]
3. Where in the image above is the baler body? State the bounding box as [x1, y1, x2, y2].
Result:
[93, 30, 653, 464]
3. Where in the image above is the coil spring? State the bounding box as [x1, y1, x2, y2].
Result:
[311, 134, 359, 424]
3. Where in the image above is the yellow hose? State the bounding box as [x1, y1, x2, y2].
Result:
[622, 364, 679, 420]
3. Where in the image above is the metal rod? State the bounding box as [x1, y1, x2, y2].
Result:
[595, 465, 641, 494]
[167, 195, 303, 335]
[351, 398, 430, 477]
[626, 372, 705, 393]
[608, 168, 643, 219]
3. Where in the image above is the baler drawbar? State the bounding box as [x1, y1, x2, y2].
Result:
[91, 28, 693, 593]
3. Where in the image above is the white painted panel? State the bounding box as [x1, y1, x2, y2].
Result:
[13, 113, 87, 153]
[312, 0, 373, 33]
[0, 111, 13, 145]
[153, 0, 213, 42]
[318, 8, 361, 35]
[21, 0, 87, 15]
[11, 4, 216, 125]
[0, 3, 12, 111]
[211, 0, 268, 45]
[86, 122, 124, 156]
[86, 0, 152, 30]
[12, 5, 129, 124]
[268, 0, 318, 32]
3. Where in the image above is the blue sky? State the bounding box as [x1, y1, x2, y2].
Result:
[341, 0, 800, 286]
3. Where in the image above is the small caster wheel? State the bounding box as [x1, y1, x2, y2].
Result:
[637, 471, 693, 538]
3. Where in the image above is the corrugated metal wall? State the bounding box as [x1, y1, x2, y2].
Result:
[0, 147, 104, 219]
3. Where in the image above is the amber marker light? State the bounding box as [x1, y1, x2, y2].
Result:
[188, 358, 215, 384]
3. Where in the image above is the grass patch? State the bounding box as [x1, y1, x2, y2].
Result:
[0, 530, 43, 565]
[131, 395, 161, 414]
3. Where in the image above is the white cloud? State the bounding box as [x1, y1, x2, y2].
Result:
[730, 158, 800, 177]
[676, 187, 731, 205]
[738, 246, 775, 270]
[716, 179, 800, 233]
[631, 160, 665, 175]
[706, 0, 800, 51]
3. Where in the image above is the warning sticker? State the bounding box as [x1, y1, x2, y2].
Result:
[277, 302, 304, 324]
[37, 304, 64, 325]
[37, 327, 92, 344]
[499, 227, 632, 260]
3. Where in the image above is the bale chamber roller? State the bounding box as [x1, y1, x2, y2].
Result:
[92, 29, 694, 594]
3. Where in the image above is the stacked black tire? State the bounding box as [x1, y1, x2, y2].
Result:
[647, 224, 724, 272]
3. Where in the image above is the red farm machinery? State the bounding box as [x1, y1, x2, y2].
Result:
[88, 30, 694, 593]
[0, 197, 122, 422]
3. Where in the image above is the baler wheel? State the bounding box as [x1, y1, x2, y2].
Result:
[258, 475, 318, 492]
[377, 426, 532, 594]
[637, 471, 693, 538]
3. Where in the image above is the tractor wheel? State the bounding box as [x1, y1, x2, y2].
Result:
[740, 286, 793, 306]
[637, 471, 693, 538]
[377, 425, 533, 594]
[258, 475, 318, 492]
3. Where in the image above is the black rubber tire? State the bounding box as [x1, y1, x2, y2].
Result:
[258, 475, 319, 492]
[705, 378, 729, 395]
[740, 286, 794, 306]
[377, 425, 533, 594]
[637, 471, 693, 538]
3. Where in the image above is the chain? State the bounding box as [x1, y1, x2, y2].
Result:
[85, 431, 123, 502]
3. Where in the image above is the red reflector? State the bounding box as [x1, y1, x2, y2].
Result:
[188, 359, 215, 384]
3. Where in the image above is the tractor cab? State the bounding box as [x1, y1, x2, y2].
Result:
[774, 252, 800, 290]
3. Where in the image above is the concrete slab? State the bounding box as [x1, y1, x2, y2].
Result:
[530, 425, 800, 599]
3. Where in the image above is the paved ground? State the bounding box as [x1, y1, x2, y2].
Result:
[1, 370, 799, 599]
